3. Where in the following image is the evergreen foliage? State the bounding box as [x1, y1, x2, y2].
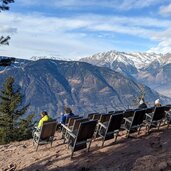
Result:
[0, 0, 14, 45]
[0, 77, 34, 144]
[0, 36, 10, 45]
[0, 0, 14, 12]
[0, 57, 15, 67]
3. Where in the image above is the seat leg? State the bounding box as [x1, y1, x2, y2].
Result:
[101, 138, 105, 147]
[167, 122, 170, 129]
[68, 138, 71, 149]
[36, 144, 39, 151]
[93, 125, 98, 138]
[158, 122, 161, 130]
[70, 149, 74, 159]
[114, 132, 118, 142]
[87, 141, 92, 152]
[146, 125, 150, 134]
[126, 131, 129, 138]
[70, 140, 77, 159]
[51, 140, 53, 147]
[61, 128, 65, 139]
[63, 131, 67, 143]
[138, 126, 141, 135]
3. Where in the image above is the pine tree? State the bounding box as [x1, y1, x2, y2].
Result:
[0, 57, 15, 67]
[0, 0, 14, 11]
[0, 0, 14, 45]
[0, 76, 33, 144]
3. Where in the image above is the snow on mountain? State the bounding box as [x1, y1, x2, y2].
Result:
[80, 50, 166, 69]
[0, 57, 169, 118]
[80, 50, 171, 97]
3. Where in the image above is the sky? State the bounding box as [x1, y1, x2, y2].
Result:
[0, 0, 171, 60]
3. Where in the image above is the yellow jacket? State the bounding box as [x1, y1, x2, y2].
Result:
[38, 115, 50, 129]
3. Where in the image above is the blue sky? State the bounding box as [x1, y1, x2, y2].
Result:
[0, 0, 171, 60]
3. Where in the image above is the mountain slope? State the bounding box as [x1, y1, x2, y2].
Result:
[0, 58, 168, 118]
[80, 51, 171, 97]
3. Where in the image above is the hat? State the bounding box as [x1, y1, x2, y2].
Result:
[155, 99, 160, 105]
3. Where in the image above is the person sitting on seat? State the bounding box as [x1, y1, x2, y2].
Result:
[37, 111, 51, 129]
[154, 99, 161, 107]
[138, 97, 147, 109]
[60, 107, 75, 124]
[32, 111, 51, 136]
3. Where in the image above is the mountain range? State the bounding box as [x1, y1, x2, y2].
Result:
[0, 56, 169, 119]
[80, 51, 171, 97]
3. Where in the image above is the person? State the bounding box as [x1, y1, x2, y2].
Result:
[154, 99, 161, 107]
[37, 111, 51, 129]
[32, 111, 51, 137]
[138, 98, 147, 109]
[60, 107, 75, 125]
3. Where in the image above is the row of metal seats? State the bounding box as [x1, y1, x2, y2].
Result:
[33, 105, 171, 158]
[61, 105, 171, 158]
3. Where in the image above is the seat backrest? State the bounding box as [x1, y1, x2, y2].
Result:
[165, 104, 171, 109]
[67, 116, 82, 127]
[108, 110, 124, 114]
[93, 113, 101, 120]
[163, 105, 171, 111]
[152, 106, 166, 121]
[76, 120, 97, 142]
[88, 113, 99, 119]
[108, 111, 115, 114]
[114, 110, 125, 114]
[65, 115, 79, 124]
[107, 113, 123, 132]
[123, 109, 134, 118]
[131, 109, 146, 126]
[72, 118, 89, 131]
[145, 107, 155, 114]
[40, 120, 57, 140]
[99, 114, 111, 123]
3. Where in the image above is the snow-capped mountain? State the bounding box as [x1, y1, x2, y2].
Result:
[80, 51, 171, 97]
[80, 50, 166, 69]
[0, 57, 169, 118]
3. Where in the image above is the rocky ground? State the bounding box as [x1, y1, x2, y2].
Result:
[1, 125, 171, 171]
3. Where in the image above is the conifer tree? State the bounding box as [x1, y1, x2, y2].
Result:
[0, 0, 14, 11]
[0, 76, 33, 144]
[0, 0, 14, 45]
[0, 57, 15, 66]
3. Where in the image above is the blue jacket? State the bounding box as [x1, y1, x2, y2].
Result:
[61, 112, 75, 124]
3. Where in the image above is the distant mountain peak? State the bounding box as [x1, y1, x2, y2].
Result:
[80, 50, 171, 97]
[0, 56, 169, 118]
[80, 50, 168, 69]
